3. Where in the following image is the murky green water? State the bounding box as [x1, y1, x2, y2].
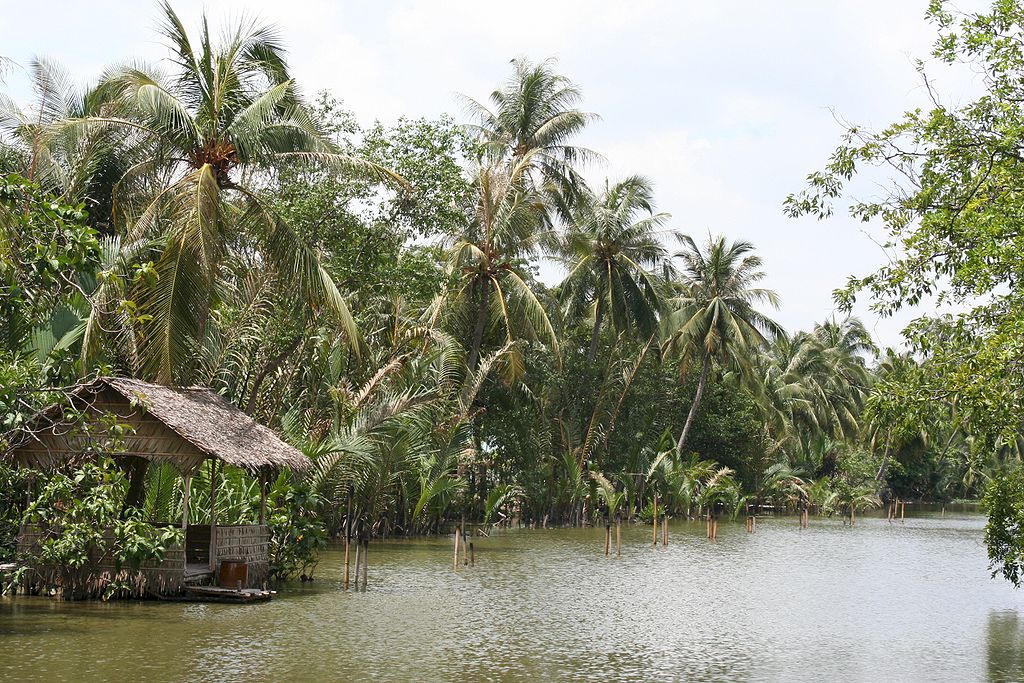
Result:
[1, 508, 1021, 682]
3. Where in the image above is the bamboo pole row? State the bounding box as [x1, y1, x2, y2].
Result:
[706, 513, 718, 540]
[887, 498, 907, 524]
[350, 532, 370, 589]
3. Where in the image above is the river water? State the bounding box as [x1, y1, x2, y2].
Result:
[1, 507, 1021, 682]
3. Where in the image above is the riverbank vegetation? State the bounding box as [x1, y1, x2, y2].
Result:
[1, 1, 1023, 583]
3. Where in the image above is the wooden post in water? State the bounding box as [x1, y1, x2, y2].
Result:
[706, 512, 711, 539]
[343, 489, 352, 590]
[652, 494, 659, 547]
[662, 515, 668, 546]
[453, 525, 461, 571]
[901, 500, 905, 523]
[605, 522, 611, 556]
[469, 541, 475, 567]
[616, 517, 622, 557]
[360, 537, 369, 592]
[353, 532, 362, 590]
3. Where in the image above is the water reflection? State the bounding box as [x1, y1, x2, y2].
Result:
[0, 510, 1020, 682]
[988, 611, 1024, 682]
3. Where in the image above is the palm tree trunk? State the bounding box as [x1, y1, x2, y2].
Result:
[587, 300, 605, 364]
[875, 430, 892, 482]
[467, 277, 490, 373]
[676, 353, 711, 456]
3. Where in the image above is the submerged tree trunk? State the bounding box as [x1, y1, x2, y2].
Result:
[676, 353, 711, 456]
[587, 299, 605, 364]
[467, 277, 491, 373]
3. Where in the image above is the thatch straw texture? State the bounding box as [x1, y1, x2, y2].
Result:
[4, 377, 307, 472]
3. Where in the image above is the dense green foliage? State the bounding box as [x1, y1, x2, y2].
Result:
[983, 469, 1024, 587]
[788, 0, 1024, 582]
[8, 1, 1023, 590]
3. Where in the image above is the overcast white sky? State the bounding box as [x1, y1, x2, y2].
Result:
[0, 1, 986, 348]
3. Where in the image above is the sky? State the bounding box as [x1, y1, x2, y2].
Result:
[0, 1, 986, 349]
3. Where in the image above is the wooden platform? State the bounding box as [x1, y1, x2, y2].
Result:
[183, 563, 213, 583]
[184, 585, 275, 603]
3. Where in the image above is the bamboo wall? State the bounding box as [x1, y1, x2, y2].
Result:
[215, 524, 270, 587]
[16, 523, 271, 598]
[16, 526, 187, 599]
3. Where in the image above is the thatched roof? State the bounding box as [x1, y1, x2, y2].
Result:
[4, 377, 308, 472]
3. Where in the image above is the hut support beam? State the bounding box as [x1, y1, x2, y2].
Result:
[259, 475, 267, 526]
[181, 472, 191, 531]
[209, 460, 218, 572]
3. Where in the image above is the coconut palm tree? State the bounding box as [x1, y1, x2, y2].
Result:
[750, 323, 871, 464]
[0, 57, 126, 224]
[437, 153, 558, 373]
[73, 2, 399, 384]
[461, 56, 597, 201]
[556, 175, 677, 363]
[662, 234, 784, 456]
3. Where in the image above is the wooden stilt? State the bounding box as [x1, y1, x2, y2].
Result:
[469, 542, 475, 566]
[462, 529, 469, 566]
[258, 474, 267, 526]
[652, 494, 659, 547]
[181, 472, 191, 532]
[343, 489, 352, 590]
[453, 525, 461, 571]
[353, 533, 362, 590]
[662, 515, 668, 546]
[901, 500, 905, 523]
[362, 538, 369, 591]
[208, 460, 218, 572]
[615, 517, 621, 556]
[605, 522, 611, 556]
[343, 535, 351, 590]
